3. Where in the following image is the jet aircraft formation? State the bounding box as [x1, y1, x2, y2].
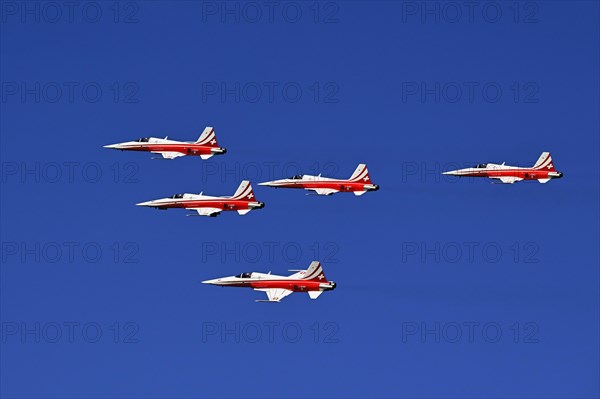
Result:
[104, 126, 562, 302]
[105, 126, 380, 218]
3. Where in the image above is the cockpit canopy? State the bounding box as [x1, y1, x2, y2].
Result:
[137, 137, 150, 143]
[290, 175, 304, 180]
[474, 163, 488, 169]
[172, 193, 185, 199]
[236, 272, 252, 279]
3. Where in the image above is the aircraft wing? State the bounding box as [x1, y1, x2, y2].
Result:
[254, 288, 294, 302]
[491, 176, 523, 184]
[308, 188, 339, 196]
[189, 207, 222, 217]
[152, 151, 185, 159]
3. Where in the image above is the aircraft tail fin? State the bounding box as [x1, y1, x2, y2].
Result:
[298, 261, 327, 281]
[196, 127, 219, 147]
[349, 164, 371, 183]
[231, 180, 256, 200]
[533, 152, 555, 171]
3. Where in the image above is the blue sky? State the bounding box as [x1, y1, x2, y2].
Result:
[1, 1, 599, 398]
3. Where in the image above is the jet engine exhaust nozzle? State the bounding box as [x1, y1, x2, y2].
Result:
[249, 201, 265, 209]
[211, 147, 227, 155]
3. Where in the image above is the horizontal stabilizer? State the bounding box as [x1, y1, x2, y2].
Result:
[538, 178, 551, 184]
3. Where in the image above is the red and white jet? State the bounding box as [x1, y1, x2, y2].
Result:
[442, 152, 563, 184]
[202, 261, 336, 302]
[258, 164, 379, 196]
[136, 181, 264, 217]
[103, 126, 226, 160]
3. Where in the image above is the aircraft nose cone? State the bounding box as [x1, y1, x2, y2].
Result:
[136, 201, 154, 207]
[103, 144, 119, 149]
[202, 278, 221, 285]
[442, 170, 459, 176]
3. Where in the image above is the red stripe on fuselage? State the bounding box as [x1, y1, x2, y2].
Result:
[225, 280, 327, 292]
[279, 180, 368, 191]
[157, 199, 253, 210]
[122, 144, 215, 155]
[462, 169, 553, 180]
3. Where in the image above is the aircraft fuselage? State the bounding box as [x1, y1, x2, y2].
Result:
[104, 141, 226, 156]
[136, 197, 264, 211]
[203, 275, 335, 292]
[444, 165, 563, 180]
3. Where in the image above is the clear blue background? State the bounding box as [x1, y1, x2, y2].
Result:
[1, 1, 599, 398]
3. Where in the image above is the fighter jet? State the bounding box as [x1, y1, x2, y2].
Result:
[259, 164, 379, 196]
[202, 261, 336, 302]
[136, 180, 264, 217]
[442, 152, 563, 184]
[103, 126, 226, 159]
